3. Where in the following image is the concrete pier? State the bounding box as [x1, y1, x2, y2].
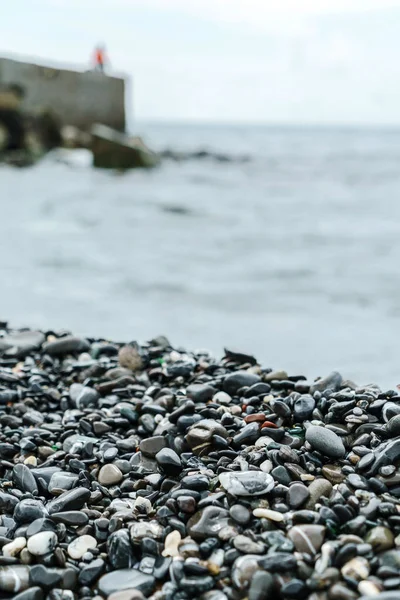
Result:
[0, 55, 126, 132]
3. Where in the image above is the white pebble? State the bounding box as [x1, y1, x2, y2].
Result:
[67, 535, 97, 559]
[162, 530, 181, 557]
[253, 508, 284, 522]
[212, 391, 231, 405]
[2, 537, 26, 557]
[27, 531, 57, 556]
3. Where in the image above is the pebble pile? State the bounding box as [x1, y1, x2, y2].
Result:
[0, 328, 398, 600]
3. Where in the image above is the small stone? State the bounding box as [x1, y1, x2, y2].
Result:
[321, 465, 346, 485]
[287, 483, 310, 509]
[27, 531, 57, 556]
[155, 448, 182, 476]
[13, 464, 38, 495]
[229, 504, 251, 526]
[47, 487, 91, 514]
[306, 425, 346, 459]
[305, 479, 333, 509]
[310, 371, 342, 395]
[97, 570, 155, 596]
[219, 471, 274, 496]
[48, 471, 79, 495]
[50, 511, 89, 526]
[108, 592, 145, 600]
[14, 499, 48, 523]
[107, 530, 134, 569]
[139, 436, 167, 457]
[233, 535, 264, 554]
[67, 535, 97, 559]
[187, 507, 231, 541]
[43, 335, 90, 356]
[294, 395, 315, 421]
[252, 508, 284, 522]
[162, 530, 181, 557]
[98, 464, 123, 486]
[0, 566, 30, 593]
[288, 525, 326, 555]
[341, 557, 370, 581]
[248, 571, 274, 600]
[366, 526, 395, 552]
[2, 537, 27, 558]
[223, 371, 261, 395]
[119, 344, 143, 371]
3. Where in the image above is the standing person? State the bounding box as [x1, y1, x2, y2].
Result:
[93, 45, 107, 73]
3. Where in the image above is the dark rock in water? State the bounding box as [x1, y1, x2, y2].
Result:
[219, 471, 274, 496]
[97, 569, 155, 596]
[155, 448, 182, 475]
[13, 464, 38, 495]
[310, 371, 342, 395]
[107, 530, 134, 569]
[92, 124, 159, 169]
[14, 499, 48, 523]
[43, 335, 90, 356]
[306, 425, 346, 458]
[223, 371, 261, 395]
[47, 487, 90, 514]
[187, 506, 231, 540]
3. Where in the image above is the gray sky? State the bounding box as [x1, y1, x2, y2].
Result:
[2, 0, 400, 124]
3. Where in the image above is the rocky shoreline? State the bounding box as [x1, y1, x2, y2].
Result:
[0, 327, 398, 600]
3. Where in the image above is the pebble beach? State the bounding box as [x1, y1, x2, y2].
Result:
[0, 326, 398, 600]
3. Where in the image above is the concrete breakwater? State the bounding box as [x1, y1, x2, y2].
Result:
[0, 56, 126, 131]
[0, 326, 398, 599]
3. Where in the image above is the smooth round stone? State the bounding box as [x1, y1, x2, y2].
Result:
[97, 569, 155, 596]
[341, 557, 370, 581]
[321, 465, 345, 485]
[48, 472, 78, 495]
[2, 537, 27, 558]
[366, 527, 395, 552]
[248, 571, 274, 600]
[14, 499, 48, 523]
[130, 521, 163, 543]
[232, 555, 264, 590]
[98, 464, 123, 486]
[287, 483, 310, 509]
[50, 511, 89, 526]
[62, 434, 96, 453]
[27, 531, 57, 556]
[223, 371, 261, 396]
[0, 330, 45, 356]
[187, 383, 216, 402]
[155, 448, 182, 476]
[213, 391, 232, 405]
[288, 525, 326, 555]
[26, 518, 56, 538]
[140, 436, 167, 457]
[0, 565, 30, 593]
[78, 558, 105, 586]
[67, 535, 97, 559]
[108, 592, 145, 600]
[219, 471, 274, 496]
[309, 371, 342, 395]
[162, 530, 181, 557]
[359, 594, 400, 600]
[47, 487, 91, 514]
[306, 426, 346, 459]
[305, 479, 333, 510]
[13, 464, 38, 496]
[185, 419, 228, 455]
[12, 588, 44, 600]
[43, 335, 90, 356]
[187, 506, 230, 541]
[294, 395, 315, 421]
[229, 504, 251, 526]
[107, 530, 134, 569]
[386, 415, 400, 436]
[253, 508, 284, 522]
[233, 535, 264, 554]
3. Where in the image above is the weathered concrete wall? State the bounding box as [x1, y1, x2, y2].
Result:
[0, 56, 126, 131]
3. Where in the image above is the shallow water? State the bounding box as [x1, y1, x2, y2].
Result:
[1, 123, 400, 387]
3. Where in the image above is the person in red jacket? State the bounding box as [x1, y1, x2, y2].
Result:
[93, 45, 107, 73]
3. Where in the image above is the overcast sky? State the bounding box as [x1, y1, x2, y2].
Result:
[2, 0, 400, 124]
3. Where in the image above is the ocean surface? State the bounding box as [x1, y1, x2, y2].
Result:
[1, 123, 400, 387]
